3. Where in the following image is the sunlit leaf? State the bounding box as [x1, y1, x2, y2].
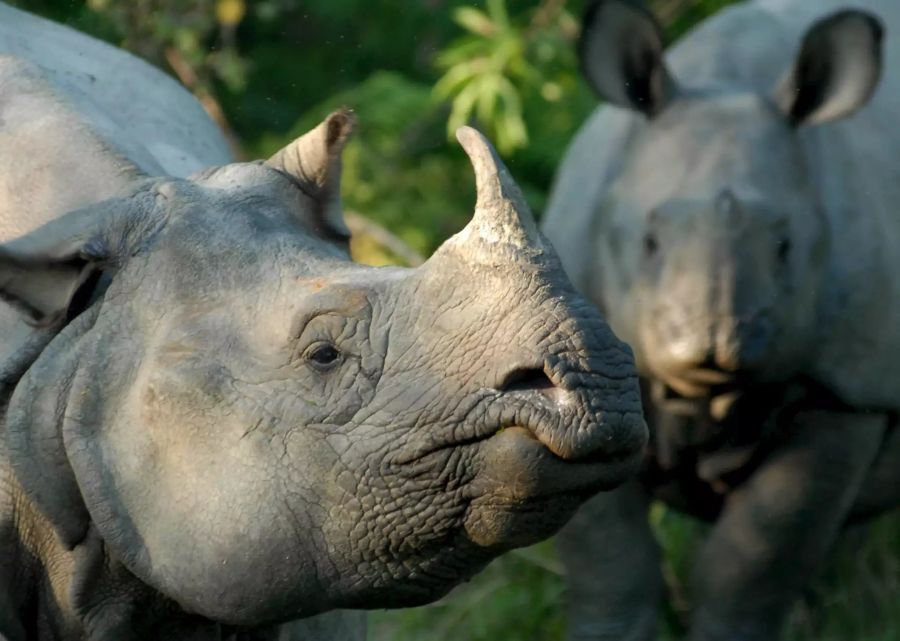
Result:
[446, 81, 482, 137]
[216, 0, 245, 27]
[454, 7, 495, 37]
[485, 0, 509, 30]
[433, 62, 478, 101]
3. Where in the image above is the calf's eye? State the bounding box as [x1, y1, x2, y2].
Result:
[643, 232, 659, 256]
[777, 237, 792, 263]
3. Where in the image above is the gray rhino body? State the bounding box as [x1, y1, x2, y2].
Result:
[542, 0, 900, 639]
[0, 5, 646, 641]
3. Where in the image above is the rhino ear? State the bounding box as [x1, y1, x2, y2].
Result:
[0, 188, 162, 327]
[578, 0, 676, 117]
[266, 109, 355, 241]
[0, 251, 99, 328]
[776, 9, 884, 127]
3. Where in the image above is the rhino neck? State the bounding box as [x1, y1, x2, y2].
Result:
[0, 306, 220, 640]
[0, 303, 88, 638]
[0, 515, 223, 641]
[0, 311, 62, 628]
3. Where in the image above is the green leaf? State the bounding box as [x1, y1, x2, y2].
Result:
[486, 0, 509, 31]
[433, 62, 478, 101]
[453, 7, 495, 37]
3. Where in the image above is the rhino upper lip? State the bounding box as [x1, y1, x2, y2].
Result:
[472, 425, 645, 501]
[499, 424, 638, 465]
[389, 404, 645, 501]
[451, 411, 641, 466]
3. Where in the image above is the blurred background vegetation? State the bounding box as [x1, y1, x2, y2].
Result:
[14, 0, 900, 639]
[14, 0, 746, 258]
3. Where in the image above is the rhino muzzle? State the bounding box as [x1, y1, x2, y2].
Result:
[387, 127, 647, 550]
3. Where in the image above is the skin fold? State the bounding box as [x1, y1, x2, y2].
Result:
[542, 1, 900, 640]
[0, 6, 647, 640]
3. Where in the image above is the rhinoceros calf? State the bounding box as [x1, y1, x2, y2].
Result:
[0, 4, 648, 641]
[542, 0, 900, 639]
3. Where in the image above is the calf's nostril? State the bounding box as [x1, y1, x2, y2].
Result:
[497, 367, 555, 393]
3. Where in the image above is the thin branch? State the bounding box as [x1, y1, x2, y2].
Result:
[344, 211, 426, 267]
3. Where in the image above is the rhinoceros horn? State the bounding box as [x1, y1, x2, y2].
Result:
[436, 126, 548, 266]
[266, 109, 355, 237]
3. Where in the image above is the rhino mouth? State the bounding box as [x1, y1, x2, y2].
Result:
[394, 391, 646, 498]
[457, 422, 644, 549]
[470, 416, 646, 500]
[654, 379, 762, 426]
[657, 367, 743, 395]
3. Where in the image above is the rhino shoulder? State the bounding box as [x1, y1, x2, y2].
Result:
[0, 2, 231, 177]
[0, 56, 150, 241]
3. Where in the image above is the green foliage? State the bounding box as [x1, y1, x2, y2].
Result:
[435, 0, 563, 153]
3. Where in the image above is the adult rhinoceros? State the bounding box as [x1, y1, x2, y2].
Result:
[542, 0, 900, 639]
[0, 4, 647, 640]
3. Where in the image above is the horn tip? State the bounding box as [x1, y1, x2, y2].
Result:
[455, 125, 490, 151]
[455, 126, 500, 171]
[454, 125, 479, 144]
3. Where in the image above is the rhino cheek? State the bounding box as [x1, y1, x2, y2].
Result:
[308, 424, 486, 607]
[60, 336, 344, 624]
[76, 413, 333, 624]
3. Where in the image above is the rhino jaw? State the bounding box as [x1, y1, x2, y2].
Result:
[463, 422, 645, 548]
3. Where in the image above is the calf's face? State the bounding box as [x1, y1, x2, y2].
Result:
[576, 0, 883, 406]
[1, 116, 645, 625]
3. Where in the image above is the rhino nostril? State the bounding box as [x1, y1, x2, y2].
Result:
[497, 367, 555, 393]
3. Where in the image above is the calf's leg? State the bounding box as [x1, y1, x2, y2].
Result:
[690, 411, 886, 641]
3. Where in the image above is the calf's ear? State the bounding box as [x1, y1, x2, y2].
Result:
[776, 9, 884, 127]
[578, 0, 677, 117]
[0, 185, 166, 326]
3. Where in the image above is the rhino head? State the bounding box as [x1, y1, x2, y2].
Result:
[0, 113, 645, 626]
[576, 1, 883, 403]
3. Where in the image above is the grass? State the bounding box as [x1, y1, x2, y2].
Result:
[370, 507, 900, 641]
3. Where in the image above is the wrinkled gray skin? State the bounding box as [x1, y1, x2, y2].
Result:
[0, 5, 648, 641]
[542, 1, 900, 640]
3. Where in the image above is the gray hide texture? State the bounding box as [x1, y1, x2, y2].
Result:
[0, 4, 646, 641]
[542, 0, 900, 640]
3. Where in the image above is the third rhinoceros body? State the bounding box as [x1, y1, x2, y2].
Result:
[542, 0, 900, 639]
[0, 4, 647, 640]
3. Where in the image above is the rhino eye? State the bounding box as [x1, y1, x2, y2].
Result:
[305, 342, 341, 370]
[643, 232, 659, 256]
[777, 237, 792, 263]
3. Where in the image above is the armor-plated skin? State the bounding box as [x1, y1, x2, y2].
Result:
[542, 1, 900, 640]
[0, 6, 647, 641]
